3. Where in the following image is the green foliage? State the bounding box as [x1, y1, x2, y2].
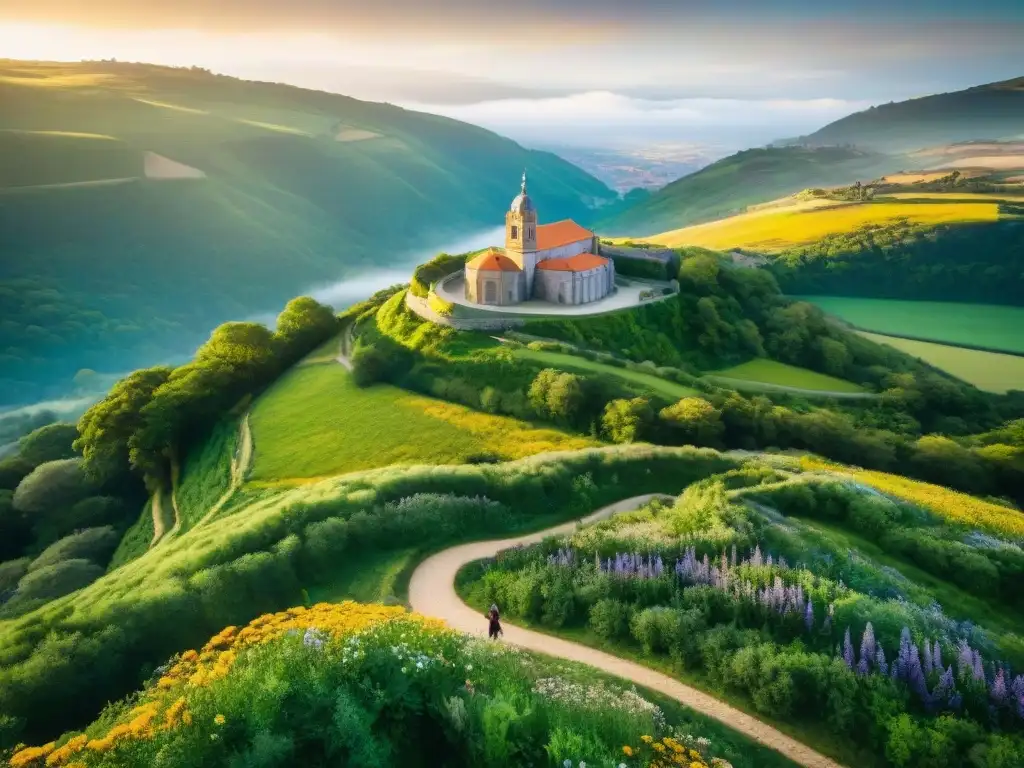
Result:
[659, 397, 725, 447]
[601, 398, 653, 443]
[74, 296, 338, 490]
[2, 558, 104, 615]
[769, 219, 1024, 306]
[12, 458, 94, 516]
[28, 526, 120, 572]
[528, 369, 584, 425]
[411, 252, 469, 297]
[16, 423, 79, 466]
[0, 558, 30, 595]
[0, 445, 737, 742]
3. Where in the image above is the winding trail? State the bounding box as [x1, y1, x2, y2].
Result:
[194, 412, 254, 529]
[409, 494, 845, 768]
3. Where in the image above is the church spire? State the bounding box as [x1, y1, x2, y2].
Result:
[521, 169, 527, 195]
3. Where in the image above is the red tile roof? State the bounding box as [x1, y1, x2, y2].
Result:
[466, 248, 521, 272]
[536, 220, 594, 250]
[536, 253, 610, 272]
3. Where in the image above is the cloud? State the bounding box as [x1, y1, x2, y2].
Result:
[401, 91, 869, 146]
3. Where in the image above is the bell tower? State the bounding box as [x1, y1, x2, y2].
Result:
[505, 170, 539, 291]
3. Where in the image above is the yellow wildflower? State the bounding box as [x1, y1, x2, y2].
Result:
[214, 714, 226, 726]
[182, 711, 193, 726]
[622, 745, 634, 756]
[45, 734, 88, 766]
[641, 734, 653, 744]
[10, 742, 56, 768]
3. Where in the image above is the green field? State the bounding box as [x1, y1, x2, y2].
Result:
[709, 358, 866, 393]
[802, 296, 1024, 353]
[511, 347, 699, 400]
[248, 361, 596, 481]
[859, 332, 1024, 393]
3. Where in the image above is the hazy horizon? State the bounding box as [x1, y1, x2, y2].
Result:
[2, 0, 1022, 149]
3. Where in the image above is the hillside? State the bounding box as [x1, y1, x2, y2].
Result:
[798, 75, 1024, 152]
[597, 146, 896, 237]
[0, 59, 615, 407]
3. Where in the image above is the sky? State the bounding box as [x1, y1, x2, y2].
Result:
[1, 0, 1022, 148]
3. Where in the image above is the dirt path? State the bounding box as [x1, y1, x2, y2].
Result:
[194, 412, 253, 529]
[408, 494, 845, 768]
[336, 325, 354, 371]
[149, 490, 174, 547]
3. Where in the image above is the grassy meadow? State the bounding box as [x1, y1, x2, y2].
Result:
[510, 346, 700, 400]
[858, 332, 1024, 393]
[248, 361, 597, 482]
[708, 358, 866, 393]
[801, 296, 1024, 354]
[644, 199, 1001, 251]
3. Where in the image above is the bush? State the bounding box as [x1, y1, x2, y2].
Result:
[427, 290, 455, 317]
[5, 558, 103, 608]
[0, 557, 30, 596]
[601, 397, 653, 443]
[589, 598, 632, 641]
[17, 423, 79, 466]
[28, 526, 120, 572]
[411, 252, 467, 297]
[12, 458, 94, 515]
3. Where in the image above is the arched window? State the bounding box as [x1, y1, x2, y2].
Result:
[511, 225, 518, 239]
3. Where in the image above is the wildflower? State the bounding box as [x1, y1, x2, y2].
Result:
[214, 714, 226, 725]
[10, 743, 56, 768]
[623, 746, 634, 756]
[641, 735, 653, 744]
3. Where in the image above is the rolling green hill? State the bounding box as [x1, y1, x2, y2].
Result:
[797, 75, 1024, 152]
[598, 145, 896, 237]
[0, 59, 615, 407]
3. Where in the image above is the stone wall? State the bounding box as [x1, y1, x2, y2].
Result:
[405, 290, 527, 331]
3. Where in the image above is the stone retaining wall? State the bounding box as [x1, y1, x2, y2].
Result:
[405, 290, 527, 331]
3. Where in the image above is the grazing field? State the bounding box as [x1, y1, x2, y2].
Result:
[708, 358, 865, 393]
[644, 200, 1001, 251]
[510, 347, 699, 400]
[887, 191, 1024, 202]
[248, 361, 596, 481]
[802, 296, 1024, 354]
[858, 332, 1024, 393]
[936, 154, 1024, 170]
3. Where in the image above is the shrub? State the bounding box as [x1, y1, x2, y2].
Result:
[659, 397, 725, 447]
[0, 557, 30, 595]
[17, 423, 79, 466]
[28, 526, 120, 572]
[428, 290, 455, 317]
[5, 558, 103, 609]
[602, 397, 653, 443]
[12, 458, 94, 515]
[589, 598, 632, 641]
[411, 252, 468, 297]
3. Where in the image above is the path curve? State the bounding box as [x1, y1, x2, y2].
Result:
[409, 494, 845, 768]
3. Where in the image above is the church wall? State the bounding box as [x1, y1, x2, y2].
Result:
[533, 261, 615, 305]
[535, 237, 592, 263]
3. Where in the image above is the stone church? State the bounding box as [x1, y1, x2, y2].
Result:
[464, 173, 614, 306]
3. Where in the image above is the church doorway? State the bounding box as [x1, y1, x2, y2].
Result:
[484, 282, 497, 304]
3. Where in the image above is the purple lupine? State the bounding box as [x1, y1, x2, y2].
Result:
[860, 623, 876, 672]
[932, 640, 942, 672]
[932, 665, 955, 707]
[957, 640, 974, 680]
[972, 650, 985, 684]
[752, 545, 763, 567]
[843, 628, 855, 669]
[908, 645, 930, 705]
[992, 668, 1008, 704]
[804, 599, 814, 632]
[923, 639, 934, 677]
[875, 646, 888, 676]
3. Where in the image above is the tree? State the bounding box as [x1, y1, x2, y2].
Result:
[659, 397, 724, 447]
[17, 423, 79, 466]
[74, 366, 172, 483]
[528, 369, 584, 425]
[274, 297, 339, 361]
[195, 322, 279, 379]
[818, 337, 851, 378]
[601, 398, 652, 443]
